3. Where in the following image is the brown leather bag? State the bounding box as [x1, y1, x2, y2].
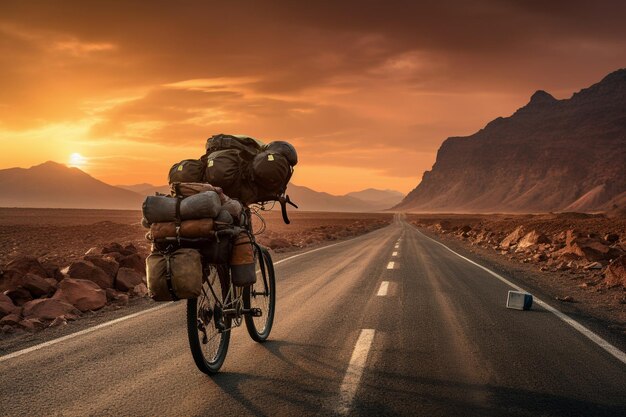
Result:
[230, 233, 256, 286]
[149, 218, 214, 239]
[170, 182, 228, 202]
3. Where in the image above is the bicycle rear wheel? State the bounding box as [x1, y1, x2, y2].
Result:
[244, 246, 276, 342]
[187, 265, 231, 374]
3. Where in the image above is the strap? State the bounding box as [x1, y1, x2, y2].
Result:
[164, 254, 179, 301]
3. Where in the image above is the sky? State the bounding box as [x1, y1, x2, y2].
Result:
[0, 0, 625, 194]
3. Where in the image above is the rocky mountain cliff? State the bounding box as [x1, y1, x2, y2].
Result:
[0, 162, 144, 209]
[396, 69, 626, 213]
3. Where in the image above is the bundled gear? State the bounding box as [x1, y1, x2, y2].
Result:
[149, 218, 214, 240]
[143, 191, 221, 224]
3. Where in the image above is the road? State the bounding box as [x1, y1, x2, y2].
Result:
[1, 215, 625, 416]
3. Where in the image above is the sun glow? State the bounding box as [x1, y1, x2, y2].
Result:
[68, 152, 87, 168]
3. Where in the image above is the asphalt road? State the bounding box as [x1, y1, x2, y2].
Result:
[1, 215, 625, 416]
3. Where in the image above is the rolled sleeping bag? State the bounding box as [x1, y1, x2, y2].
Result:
[214, 209, 234, 230]
[142, 191, 221, 223]
[222, 199, 243, 220]
[149, 218, 214, 239]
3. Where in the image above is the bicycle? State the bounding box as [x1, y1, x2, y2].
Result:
[185, 206, 277, 374]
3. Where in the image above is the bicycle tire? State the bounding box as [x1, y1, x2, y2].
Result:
[244, 246, 276, 342]
[187, 265, 231, 374]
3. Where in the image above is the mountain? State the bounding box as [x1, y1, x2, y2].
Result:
[396, 68, 626, 213]
[0, 161, 144, 209]
[345, 188, 405, 210]
[117, 183, 170, 196]
[287, 184, 401, 212]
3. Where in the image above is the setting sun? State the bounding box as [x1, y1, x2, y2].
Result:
[68, 152, 86, 168]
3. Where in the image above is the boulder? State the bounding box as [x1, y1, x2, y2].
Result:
[105, 288, 129, 305]
[68, 260, 113, 289]
[131, 283, 149, 297]
[49, 316, 68, 327]
[5, 287, 33, 306]
[18, 318, 46, 332]
[102, 242, 134, 257]
[604, 233, 619, 243]
[40, 260, 65, 281]
[5, 256, 48, 278]
[119, 253, 145, 275]
[22, 298, 80, 321]
[0, 293, 19, 317]
[267, 238, 291, 250]
[53, 278, 107, 312]
[557, 230, 611, 261]
[0, 269, 26, 293]
[115, 268, 144, 292]
[500, 226, 526, 249]
[0, 313, 21, 326]
[605, 255, 626, 288]
[124, 243, 138, 254]
[22, 273, 56, 297]
[516, 230, 550, 250]
[84, 255, 119, 279]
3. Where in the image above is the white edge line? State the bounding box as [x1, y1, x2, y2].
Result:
[0, 302, 174, 363]
[337, 329, 376, 415]
[377, 281, 390, 297]
[1, 231, 384, 363]
[413, 228, 626, 365]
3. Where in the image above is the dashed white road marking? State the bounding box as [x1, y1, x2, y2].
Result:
[414, 228, 626, 366]
[392, 251, 398, 257]
[337, 329, 376, 414]
[377, 281, 390, 296]
[387, 261, 395, 269]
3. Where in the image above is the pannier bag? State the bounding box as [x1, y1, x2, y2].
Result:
[168, 159, 206, 184]
[252, 150, 291, 193]
[265, 141, 298, 166]
[230, 233, 256, 286]
[204, 149, 242, 189]
[149, 218, 214, 239]
[142, 191, 221, 224]
[205, 134, 264, 158]
[146, 248, 203, 301]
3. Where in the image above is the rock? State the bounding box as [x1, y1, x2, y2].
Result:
[516, 230, 550, 251]
[604, 233, 619, 243]
[119, 253, 145, 275]
[68, 260, 113, 289]
[105, 288, 129, 305]
[532, 253, 547, 262]
[556, 230, 611, 262]
[267, 238, 291, 250]
[115, 268, 144, 292]
[500, 226, 525, 249]
[49, 316, 68, 327]
[0, 293, 20, 317]
[5, 287, 33, 306]
[102, 242, 133, 257]
[556, 295, 575, 303]
[22, 273, 56, 297]
[0, 313, 21, 326]
[1, 325, 14, 334]
[604, 255, 626, 288]
[5, 256, 48, 277]
[84, 255, 119, 279]
[131, 283, 149, 297]
[459, 225, 472, 233]
[0, 269, 26, 293]
[124, 243, 138, 254]
[53, 278, 107, 312]
[22, 298, 80, 321]
[583, 262, 603, 270]
[18, 318, 46, 332]
[40, 260, 65, 281]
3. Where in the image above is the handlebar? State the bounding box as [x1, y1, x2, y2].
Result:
[278, 195, 298, 224]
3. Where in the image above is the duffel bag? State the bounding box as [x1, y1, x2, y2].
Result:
[230, 232, 256, 286]
[149, 218, 214, 239]
[168, 159, 206, 184]
[252, 150, 292, 197]
[142, 191, 221, 223]
[146, 248, 203, 301]
[206, 133, 264, 159]
[170, 182, 227, 202]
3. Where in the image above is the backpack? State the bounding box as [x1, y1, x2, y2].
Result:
[203, 134, 297, 204]
[168, 158, 206, 184]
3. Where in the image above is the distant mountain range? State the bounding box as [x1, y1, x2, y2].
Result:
[0, 161, 403, 212]
[396, 68, 626, 213]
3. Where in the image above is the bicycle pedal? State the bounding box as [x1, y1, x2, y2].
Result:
[250, 308, 263, 317]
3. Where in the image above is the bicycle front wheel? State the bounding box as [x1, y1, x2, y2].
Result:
[187, 265, 231, 374]
[243, 246, 276, 342]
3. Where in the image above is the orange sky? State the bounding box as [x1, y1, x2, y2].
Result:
[1, 1, 625, 194]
